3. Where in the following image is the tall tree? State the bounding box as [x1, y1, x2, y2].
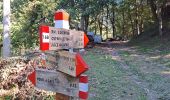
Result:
[3, 0, 11, 57]
[148, 0, 167, 36]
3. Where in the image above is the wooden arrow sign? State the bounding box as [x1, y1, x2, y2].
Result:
[28, 68, 88, 99]
[39, 25, 89, 51]
[56, 51, 89, 77]
[32, 51, 89, 77]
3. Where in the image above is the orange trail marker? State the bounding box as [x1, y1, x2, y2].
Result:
[84, 33, 89, 48]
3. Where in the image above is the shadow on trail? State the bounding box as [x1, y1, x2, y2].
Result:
[94, 41, 130, 49]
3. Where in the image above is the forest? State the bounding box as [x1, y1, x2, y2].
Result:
[0, 0, 170, 55]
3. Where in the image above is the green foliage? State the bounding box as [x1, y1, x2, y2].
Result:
[0, 0, 169, 55]
[9, 0, 58, 55]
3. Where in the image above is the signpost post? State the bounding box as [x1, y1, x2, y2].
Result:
[28, 9, 89, 100]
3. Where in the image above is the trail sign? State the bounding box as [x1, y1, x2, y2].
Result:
[28, 68, 88, 99]
[28, 9, 89, 99]
[33, 51, 89, 77]
[56, 51, 89, 77]
[39, 25, 89, 51]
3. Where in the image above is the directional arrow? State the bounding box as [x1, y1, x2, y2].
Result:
[32, 51, 89, 77]
[57, 51, 89, 77]
[39, 25, 89, 51]
[28, 68, 88, 99]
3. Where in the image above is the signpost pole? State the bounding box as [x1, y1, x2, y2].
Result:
[54, 9, 72, 100]
[55, 93, 70, 100]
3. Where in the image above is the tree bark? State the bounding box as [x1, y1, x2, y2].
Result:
[157, 3, 163, 36]
[110, 6, 115, 38]
[135, 0, 140, 36]
[148, 0, 167, 36]
[84, 15, 89, 33]
[106, 6, 109, 39]
[3, 0, 11, 57]
[128, 12, 135, 36]
[98, 17, 103, 36]
[80, 15, 85, 31]
[122, 10, 125, 35]
[148, 0, 158, 20]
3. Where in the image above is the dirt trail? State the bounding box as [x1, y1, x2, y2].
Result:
[87, 41, 170, 100]
[113, 41, 170, 100]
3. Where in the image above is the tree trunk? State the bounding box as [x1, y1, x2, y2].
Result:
[135, 0, 140, 36]
[98, 18, 103, 36]
[128, 13, 135, 36]
[157, 4, 163, 36]
[139, 0, 144, 34]
[84, 15, 89, 33]
[122, 11, 125, 35]
[111, 7, 115, 38]
[148, 0, 158, 20]
[106, 6, 109, 39]
[80, 15, 85, 31]
[148, 0, 167, 36]
[3, 0, 11, 57]
[95, 18, 97, 34]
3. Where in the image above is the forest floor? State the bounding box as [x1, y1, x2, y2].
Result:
[85, 38, 170, 100]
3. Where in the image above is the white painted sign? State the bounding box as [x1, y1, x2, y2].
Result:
[42, 33, 49, 43]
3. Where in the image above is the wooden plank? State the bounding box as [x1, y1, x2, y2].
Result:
[28, 68, 89, 99]
[39, 25, 89, 51]
[56, 51, 89, 77]
[70, 30, 84, 48]
[31, 51, 89, 77]
[49, 27, 72, 50]
[56, 51, 76, 77]
[29, 68, 79, 97]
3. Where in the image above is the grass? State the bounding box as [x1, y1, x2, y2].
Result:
[83, 35, 170, 99]
[0, 96, 12, 100]
[84, 49, 148, 100]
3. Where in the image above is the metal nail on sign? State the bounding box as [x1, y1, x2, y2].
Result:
[39, 25, 89, 51]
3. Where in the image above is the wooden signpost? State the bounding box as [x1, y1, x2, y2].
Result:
[39, 26, 89, 51]
[28, 9, 89, 100]
[36, 51, 89, 77]
[56, 51, 89, 77]
[28, 68, 88, 99]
